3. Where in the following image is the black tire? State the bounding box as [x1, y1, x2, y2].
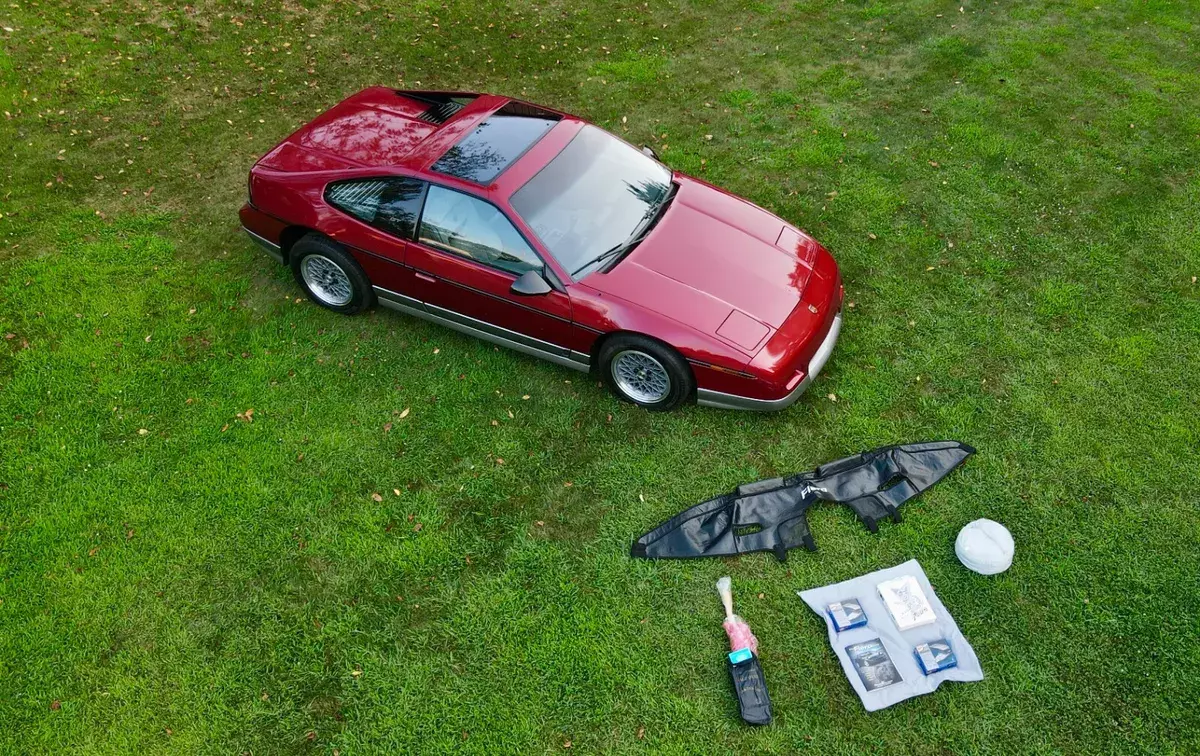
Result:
[598, 333, 694, 411]
[289, 233, 374, 315]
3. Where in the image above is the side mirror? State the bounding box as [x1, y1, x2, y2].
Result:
[641, 145, 660, 160]
[510, 270, 552, 296]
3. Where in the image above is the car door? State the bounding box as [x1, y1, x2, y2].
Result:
[405, 184, 576, 359]
[323, 176, 426, 299]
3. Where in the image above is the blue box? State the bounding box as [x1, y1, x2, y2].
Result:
[914, 639, 958, 675]
[827, 599, 868, 632]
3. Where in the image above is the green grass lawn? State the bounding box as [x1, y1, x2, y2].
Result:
[2, 0, 1198, 752]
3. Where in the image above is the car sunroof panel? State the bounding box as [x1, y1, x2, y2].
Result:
[431, 112, 558, 184]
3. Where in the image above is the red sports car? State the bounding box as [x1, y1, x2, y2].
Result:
[240, 88, 843, 411]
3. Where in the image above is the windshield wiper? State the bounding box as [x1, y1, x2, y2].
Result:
[571, 184, 676, 277]
[573, 226, 653, 276]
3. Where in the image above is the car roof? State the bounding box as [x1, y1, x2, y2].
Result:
[261, 87, 582, 197]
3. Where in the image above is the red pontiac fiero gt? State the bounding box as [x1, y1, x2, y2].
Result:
[240, 88, 843, 411]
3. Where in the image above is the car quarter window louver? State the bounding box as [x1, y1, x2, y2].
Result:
[327, 180, 388, 221]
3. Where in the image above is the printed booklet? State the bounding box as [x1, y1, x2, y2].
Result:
[877, 574, 936, 631]
[845, 638, 903, 691]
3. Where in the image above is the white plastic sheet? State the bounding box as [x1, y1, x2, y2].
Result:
[798, 559, 984, 711]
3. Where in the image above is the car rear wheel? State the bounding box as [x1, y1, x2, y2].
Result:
[599, 334, 693, 411]
[290, 233, 373, 315]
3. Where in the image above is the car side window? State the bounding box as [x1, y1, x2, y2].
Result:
[417, 185, 542, 276]
[326, 178, 426, 240]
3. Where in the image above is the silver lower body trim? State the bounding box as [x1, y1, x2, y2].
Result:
[243, 227, 284, 263]
[697, 311, 843, 412]
[373, 286, 590, 372]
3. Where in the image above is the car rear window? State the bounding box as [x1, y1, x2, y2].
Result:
[431, 103, 559, 184]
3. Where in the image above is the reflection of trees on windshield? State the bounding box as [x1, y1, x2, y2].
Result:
[624, 177, 670, 211]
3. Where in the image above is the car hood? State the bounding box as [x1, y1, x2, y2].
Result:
[583, 176, 819, 353]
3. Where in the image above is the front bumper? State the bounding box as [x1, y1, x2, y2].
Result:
[696, 309, 842, 411]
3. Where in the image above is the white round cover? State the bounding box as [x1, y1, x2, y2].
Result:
[955, 518, 1014, 575]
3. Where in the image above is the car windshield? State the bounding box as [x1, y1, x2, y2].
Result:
[510, 125, 672, 277]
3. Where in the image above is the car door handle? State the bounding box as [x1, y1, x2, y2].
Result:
[414, 271, 436, 284]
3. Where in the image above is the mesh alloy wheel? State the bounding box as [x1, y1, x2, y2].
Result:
[299, 254, 354, 307]
[610, 349, 672, 404]
[289, 233, 374, 315]
[599, 334, 693, 411]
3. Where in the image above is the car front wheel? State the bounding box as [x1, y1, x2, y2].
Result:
[599, 334, 694, 411]
[290, 233, 373, 315]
